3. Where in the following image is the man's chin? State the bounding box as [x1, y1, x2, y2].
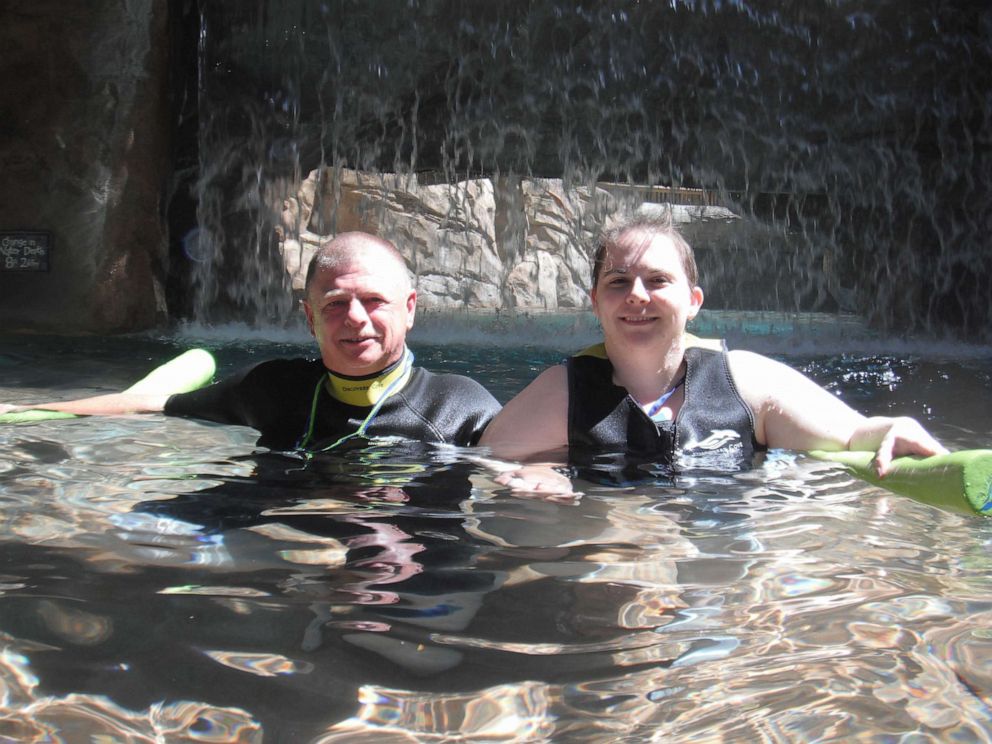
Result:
[330, 344, 394, 375]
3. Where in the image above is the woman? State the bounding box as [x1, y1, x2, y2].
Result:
[479, 213, 946, 492]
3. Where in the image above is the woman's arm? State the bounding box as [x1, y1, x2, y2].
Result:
[728, 350, 946, 474]
[476, 365, 577, 496]
[479, 365, 570, 459]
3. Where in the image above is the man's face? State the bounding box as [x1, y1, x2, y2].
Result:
[303, 250, 416, 376]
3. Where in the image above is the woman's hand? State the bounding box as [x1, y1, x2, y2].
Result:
[493, 463, 581, 503]
[855, 416, 949, 477]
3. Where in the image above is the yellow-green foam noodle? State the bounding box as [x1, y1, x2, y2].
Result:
[0, 409, 78, 423]
[810, 449, 992, 516]
[121, 348, 216, 395]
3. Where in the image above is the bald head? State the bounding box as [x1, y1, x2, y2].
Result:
[304, 232, 411, 300]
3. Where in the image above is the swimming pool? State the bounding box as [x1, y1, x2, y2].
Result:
[1, 326, 990, 741]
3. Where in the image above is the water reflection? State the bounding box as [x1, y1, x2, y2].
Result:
[1, 339, 991, 740]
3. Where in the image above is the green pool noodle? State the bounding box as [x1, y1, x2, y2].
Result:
[0, 348, 216, 425]
[810, 449, 992, 516]
[0, 408, 79, 423]
[120, 348, 216, 395]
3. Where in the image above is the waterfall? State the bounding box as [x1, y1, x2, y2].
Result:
[175, 0, 991, 339]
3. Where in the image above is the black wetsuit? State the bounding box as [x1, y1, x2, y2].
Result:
[164, 358, 500, 450]
[567, 346, 762, 470]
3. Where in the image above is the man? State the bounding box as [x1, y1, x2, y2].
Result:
[1, 232, 501, 450]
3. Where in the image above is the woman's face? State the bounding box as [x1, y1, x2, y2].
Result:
[590, 229, 703, 350]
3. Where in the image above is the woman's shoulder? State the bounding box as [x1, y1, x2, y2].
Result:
[726, 348, 810, 378]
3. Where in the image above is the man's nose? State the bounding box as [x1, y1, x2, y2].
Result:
[626, 277, 649, 303]
[344, 298, 370, 326]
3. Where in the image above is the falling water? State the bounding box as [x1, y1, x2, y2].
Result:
[176, 0, 990, 339]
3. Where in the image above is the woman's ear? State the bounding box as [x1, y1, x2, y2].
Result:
[687, 286, 704, 319]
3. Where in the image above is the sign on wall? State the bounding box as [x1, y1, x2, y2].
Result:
[0, 232, 51, 272]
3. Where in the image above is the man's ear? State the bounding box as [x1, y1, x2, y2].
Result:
[406, 290, 417, 330]
[302, 300, 316, 336]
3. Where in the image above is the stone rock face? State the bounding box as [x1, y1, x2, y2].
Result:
[278, 168, 624, 311]
[518, 179, 616, 309]
[0, 0, 171, 333]
[274, 167, 793, 315]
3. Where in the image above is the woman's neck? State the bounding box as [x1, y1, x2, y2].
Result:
[605, 338, 685, 405]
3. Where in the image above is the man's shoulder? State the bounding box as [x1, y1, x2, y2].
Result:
[404, 366, 501, 419]
[251, 356, 322, 370]
[205, 356, 324, 405]
[409, 365, 480, 385]
[409, 366, 497, 399]
[169, 356, 321, 404]
[399, 366, 501, 446]
[241, 357, 323, 382]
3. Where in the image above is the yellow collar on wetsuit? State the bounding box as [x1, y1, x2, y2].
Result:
[573, 333, 726, 359]
[325, 348, 413, 407]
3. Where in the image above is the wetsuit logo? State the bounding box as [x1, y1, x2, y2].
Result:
[677, 429, 745, 471]
[682, 429, 741, 452]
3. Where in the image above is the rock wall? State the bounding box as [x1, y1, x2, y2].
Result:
[277, 168, 619, 310]
[273, 167, 799, 313]
[0, 0, 171, 333]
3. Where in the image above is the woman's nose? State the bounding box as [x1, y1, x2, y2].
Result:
[626, 277, 649, 303]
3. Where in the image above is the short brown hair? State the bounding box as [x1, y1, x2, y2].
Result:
[304, 232, 410, 297]
[592, 211, 699, 288]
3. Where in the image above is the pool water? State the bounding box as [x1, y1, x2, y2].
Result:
[1, 328, 991, 742]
